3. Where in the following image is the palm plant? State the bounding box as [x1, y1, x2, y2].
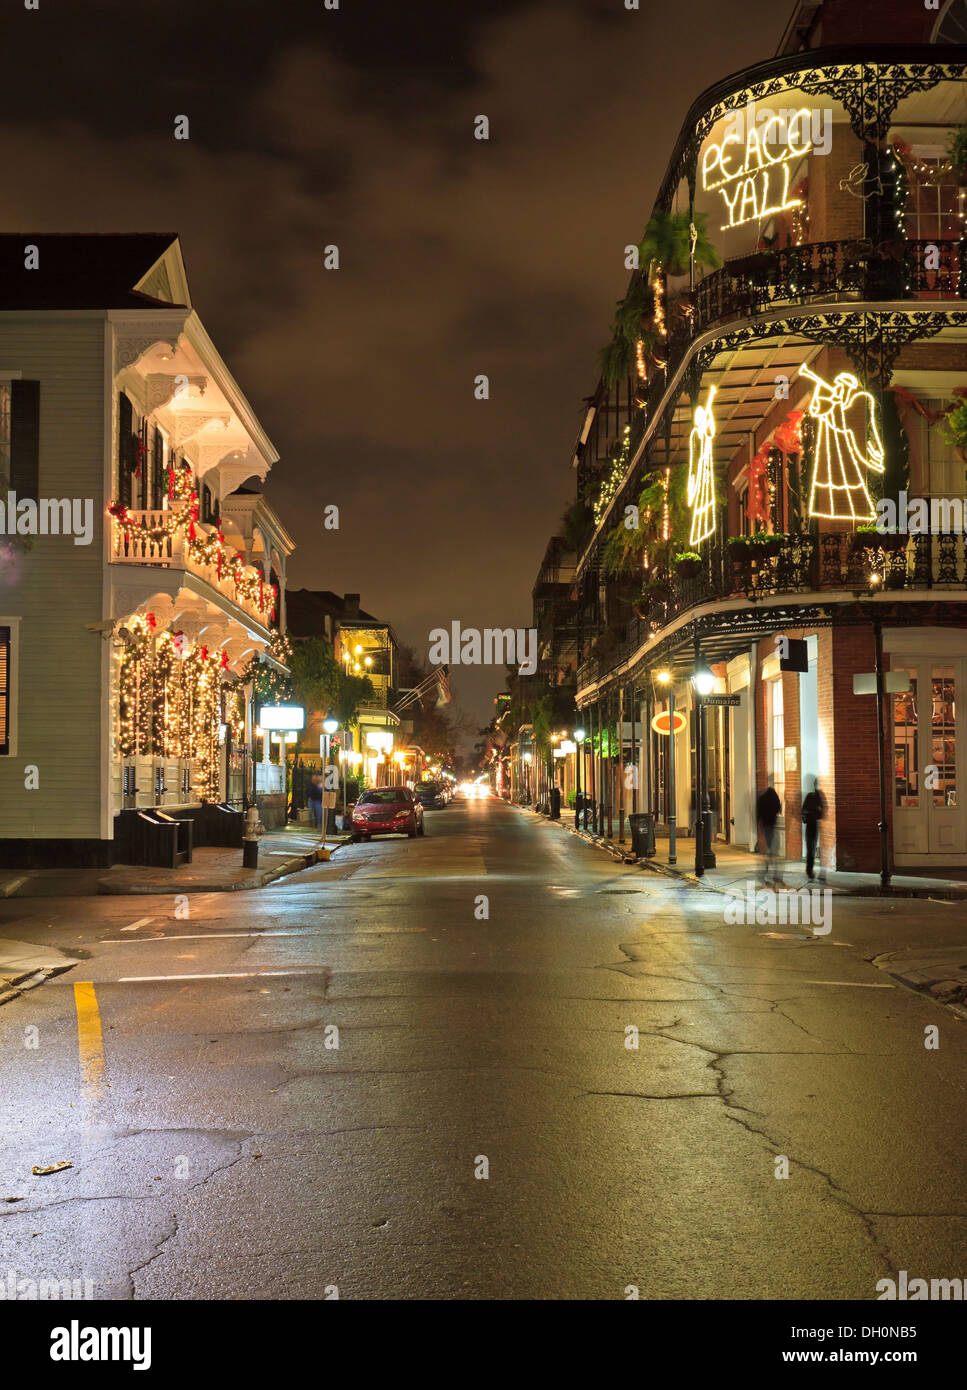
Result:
[636, 210, 721, 279]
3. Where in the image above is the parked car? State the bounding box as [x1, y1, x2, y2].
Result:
[415, 780, 447, 809]
[351, 786, 424, 840]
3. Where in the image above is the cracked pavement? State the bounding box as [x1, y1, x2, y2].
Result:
[0, 794, 965, 1299]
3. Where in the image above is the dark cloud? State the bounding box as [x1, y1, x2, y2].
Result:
[4, 0, 787, 738]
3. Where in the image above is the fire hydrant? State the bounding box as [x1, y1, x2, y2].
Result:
[242, 805, 263, 868]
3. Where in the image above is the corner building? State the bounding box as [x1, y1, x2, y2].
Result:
[555, 0, 967, 872]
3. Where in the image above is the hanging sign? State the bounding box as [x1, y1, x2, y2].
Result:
[702, 109, 812, 229]
[651, 709, 687, 736]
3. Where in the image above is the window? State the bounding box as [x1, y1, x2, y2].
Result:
[893, 673, 919, 808]
[903, 154, 962, 242]
[0, 381, 40, 500]
[931, 668, 956, 808]
[0, 627, 10, 756]
[922, 400, 967, 496]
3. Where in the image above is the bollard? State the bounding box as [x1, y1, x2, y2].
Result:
[242, 805, 262, 869]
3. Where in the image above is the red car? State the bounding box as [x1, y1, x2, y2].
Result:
[351, 786, 425, 840]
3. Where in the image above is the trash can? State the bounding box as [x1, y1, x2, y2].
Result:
[550, 786, 561, 820]
[629, 811, 656, 859]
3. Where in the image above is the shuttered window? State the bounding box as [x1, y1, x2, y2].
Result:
[9, 381, 40, 500]
[118, 393, 138, 509]
[0, 627, 10, 756]
[151, 428, 164, 510]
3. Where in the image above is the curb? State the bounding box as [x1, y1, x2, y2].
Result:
[96, 838, 348, 896]
[0, 961, 77, 1008]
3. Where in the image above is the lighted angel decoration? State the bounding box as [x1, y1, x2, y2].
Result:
[798, 364, 884, 522]
[688, 386, 717, 546]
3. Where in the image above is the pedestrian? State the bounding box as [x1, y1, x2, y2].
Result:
[801, 775, 826, 881]
[308, 771, 323, 830]
[756, 779, 782, 886]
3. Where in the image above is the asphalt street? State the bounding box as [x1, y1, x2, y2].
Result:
[0, 794, 965, 1300]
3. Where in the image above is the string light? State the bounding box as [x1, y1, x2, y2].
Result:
[687, 387, 717, 546]
[109, 463, 277, 621]
[798, 363, 884, 521]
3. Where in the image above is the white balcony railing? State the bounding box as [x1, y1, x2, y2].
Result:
[111, 509, 273, 628]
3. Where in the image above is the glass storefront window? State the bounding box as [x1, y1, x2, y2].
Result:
[931, 668, 956, 808]
[893, 673, 919, 808]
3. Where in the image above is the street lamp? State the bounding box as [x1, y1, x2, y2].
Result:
[574, 727, 585, 829]
[653, 671, 675, 864]
[322, 711, 339, 833]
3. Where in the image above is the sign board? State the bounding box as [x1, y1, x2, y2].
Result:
[651, 709, 687, 736]
[260, 704, 305, 731]
[701, 694, 741, 707]
[853, 672, 911, 696]
[779, 638, 809, 673]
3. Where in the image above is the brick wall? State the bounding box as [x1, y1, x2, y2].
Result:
[809, 122, 865, 244]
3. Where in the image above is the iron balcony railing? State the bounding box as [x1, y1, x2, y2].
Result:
[575, 529, 967, 689]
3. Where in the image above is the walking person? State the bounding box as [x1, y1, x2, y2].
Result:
[308, 771, 323, 831]
[756, 779, 782, 886]
[801, 775, 827, 881]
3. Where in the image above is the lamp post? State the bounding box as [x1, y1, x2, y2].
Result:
[691, 652, 716, 877]
[574, 726, 585, 828]
[322, 709, 338, 834]
[656, 671, 676, 865]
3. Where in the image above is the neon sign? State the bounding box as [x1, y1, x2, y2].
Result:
[688, 386, 717, 546]
[702, 109, 812, 229]
[798, 363, 884, 522]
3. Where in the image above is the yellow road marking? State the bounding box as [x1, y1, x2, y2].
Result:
[73, 981, 106, 1096]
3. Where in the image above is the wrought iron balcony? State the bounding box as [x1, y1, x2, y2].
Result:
[576, 529, 967, 690]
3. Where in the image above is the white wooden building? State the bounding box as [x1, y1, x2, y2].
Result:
[0, 234, 292, 866]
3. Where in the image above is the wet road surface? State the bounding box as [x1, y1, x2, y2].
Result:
[1, 795, 965, 1299]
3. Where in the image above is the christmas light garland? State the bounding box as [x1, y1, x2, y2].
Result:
[109, 463, 277, 621]
[118, 614, 229, 802]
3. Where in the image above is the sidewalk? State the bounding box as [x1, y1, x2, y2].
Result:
[0, 827, 351, 899]
[0, 938, 80, 1006]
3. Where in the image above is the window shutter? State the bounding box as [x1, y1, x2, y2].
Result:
[10, 381, 40, 501]
[151, 430, 164, 510]
[118, 393, 133, 509]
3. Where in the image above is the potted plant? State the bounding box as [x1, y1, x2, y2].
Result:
[728, 535, 753, 562]
[853, 523, 884, 551]
[674, 550, 702, 578]
[645, 576, 671, 604]
[590, 629, 619, 662]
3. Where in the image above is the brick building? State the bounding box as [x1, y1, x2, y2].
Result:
[538, 0, 967, 874]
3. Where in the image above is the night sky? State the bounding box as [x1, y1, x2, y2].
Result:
[6, 0, 787, 736]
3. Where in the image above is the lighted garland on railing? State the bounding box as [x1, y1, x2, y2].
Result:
[118, 614, 230, 802]
[109, 463, 277, 622]
[593, 425, 632, 524]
